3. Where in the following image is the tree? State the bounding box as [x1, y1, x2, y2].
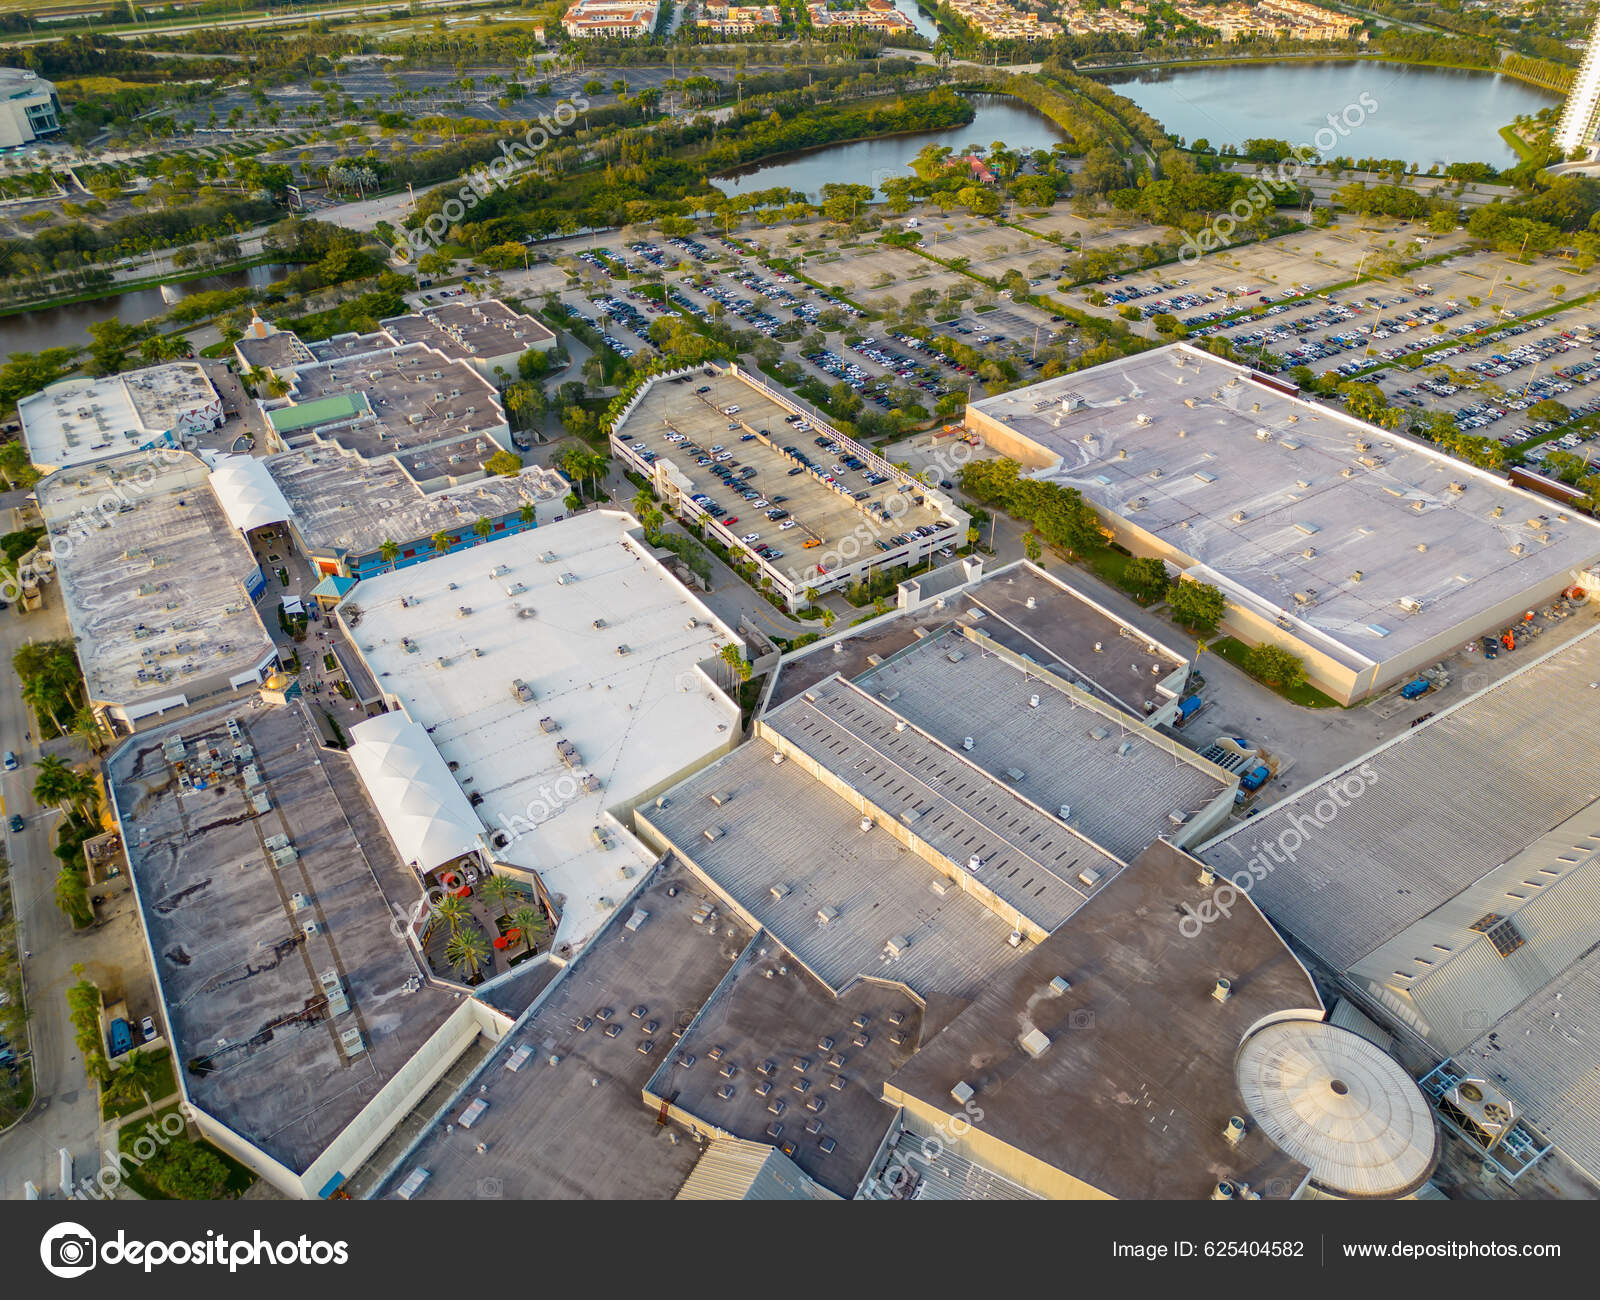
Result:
[105, 1048, 163, 1111]
[518, 503, 535, 528]
[1167, 578, 1226, 636]
[485, 449, 524, 476]
[1243, 643, 1308, 690]
[1023, 531, 1042, 563]
[143, 1138, 231, 1200]
[71, 707, 109, 756]
[33, 754, 80, 820]
[1123, 556, 1171, 603]
[432, 892, 470, 935]
[445, 926, 491, 981]
[478, 873, 518, 921]
[473, 516, 492, 542]
[508, 904, 544, 957]
[379, 539, 400, 568]
[431, 530, 453, 556]
[720, 643, 751, 682]
[55, 864, 92, 928]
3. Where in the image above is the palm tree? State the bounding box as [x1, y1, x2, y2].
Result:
[431, 529, 453, 556]
[477, 872, 519, 921]
[33, 754, 78, 819]
[518, 503, 535, 529]
[106, 1048, 163, 1109]
[431, 891, 471, 936]
[473, 515, 492, 542]
[22, 675, 63, 736]
[379, 539, 400, 569]
[508, 904, 544, 956]
[445, 926, 491, 982]
[71, 706, 108, 756]
[66, 770, 99, 826]
[55, 865, 90, 927]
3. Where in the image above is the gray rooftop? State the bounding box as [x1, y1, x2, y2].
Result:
[847, 626, 1230, 863]
[648, 939, 920, 1197]
[265, 447, 567, 558]
[109, 699, 459, 1174]
[379, 300, 554, 365]
[235, 331, 312, 374]
[270, 342, 506, 474]
[969, 344, 1600, 668]
[37, 452, 276, 714]
[376, 860, 754, 1200]
[770, 561, 1187, 721]
[883, 840, 1321, 1200]
[1200, 623, 1600, 975]
[637, 737, 1023, 998]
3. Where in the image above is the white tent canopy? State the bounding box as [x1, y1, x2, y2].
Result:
[208, 454, 291, 534]
[348, 712, 485, 873]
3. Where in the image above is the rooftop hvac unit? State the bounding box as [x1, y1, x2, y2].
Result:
[816, 906, 839, 925]
[1028, 694, 1040, 708]
[1050, 975, 1072, 995]
[1058, 804, 1071, 821]
[1167, 809, 1190, 826]
[1224, 1115, 1248, 1146]
[965, 855, 983, 873]
[339, 1028, 366, 1058]
[1078, 867, 1102, 889]
[1398, 596, 1423, 613]
[770, 883, 791, 901]
[962, 737, 974, 751]
[1006, 767, 1026, 782]
[702, 827, 723, 842]
[950, 1080, 976, 1105]
[1019, 1028, 1052, 1058]
[885, 934, 909, 958]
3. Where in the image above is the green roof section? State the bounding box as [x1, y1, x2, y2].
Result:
[310, 574, 358, 599]
[267, 393, 367, 433]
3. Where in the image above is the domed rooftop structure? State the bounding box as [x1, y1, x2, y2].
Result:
[1236, 1019, 1438, 1199]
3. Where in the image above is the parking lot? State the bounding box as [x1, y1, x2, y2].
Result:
[620, 372, 955, 587]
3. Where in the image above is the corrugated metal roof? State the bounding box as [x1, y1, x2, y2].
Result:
[1201, 624, 1600, 972]
[676, 1138, 837, 1200]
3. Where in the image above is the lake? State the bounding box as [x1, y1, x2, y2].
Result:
[1104, 61, 1559, 170]
[713, 96, 1070, 199]
[0, 262, 295, 355]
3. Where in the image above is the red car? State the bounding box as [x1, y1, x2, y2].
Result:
[724, 516, 738, 525]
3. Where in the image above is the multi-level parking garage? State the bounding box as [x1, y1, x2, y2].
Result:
[613, 366, 966, 608]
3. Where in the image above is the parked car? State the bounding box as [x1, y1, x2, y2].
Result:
[7, 814, 22, 833]
[140, 1015, 158, 1043]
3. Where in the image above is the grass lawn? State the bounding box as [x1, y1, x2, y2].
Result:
[1209, 637, 1340, 709]
[117, 1104, 256, 1199]
[101, 1049, 178, 1121]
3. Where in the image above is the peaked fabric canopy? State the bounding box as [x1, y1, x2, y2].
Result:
[209, 454, 292, 534]
[348, 713, 484, 872]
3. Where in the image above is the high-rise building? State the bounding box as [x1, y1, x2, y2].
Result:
[1555, 18, 1600, 157]
[0, 68, 61, 148]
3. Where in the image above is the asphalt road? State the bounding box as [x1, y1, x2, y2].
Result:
[0, 597, 113, 1202]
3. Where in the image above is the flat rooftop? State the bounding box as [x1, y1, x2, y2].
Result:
[38, 452, 276, 715]
[619, 370, 951, 587]
[236, 330, 312, 374]
[266, 447, 568, 558]
[109, 699, 460, 1175]
[968, 344, 1600, 668]
[764, 669, 1124, 931]
[19, 362, 220, 472]
[884, 840, 1320, 1200]
[268, 342, 506, 478]
[770, 561, 1188, 720]
[649, 940, 918, 1197]
[341, 511, 742, 949]
[637, 736, 1024, 998]
[846, 627, 1230, 864]
[1200, 623, 1600, 973]
[379, 299, 554, 363]
[376, 860, 753, 1200]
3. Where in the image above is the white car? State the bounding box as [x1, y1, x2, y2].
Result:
[742, 532, 760, 543]
[140, 1015, 157, 1042]
[780, 520, 797, 530]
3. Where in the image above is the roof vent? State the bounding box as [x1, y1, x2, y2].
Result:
[1058, 804, 1071, 821]
[962, 737, 974, 751]
[1224, 1115, 1248, 1146]
[1398, 596, 1422, 613]
[1028, 694, 1040, 708]
[966, 855, 983, 873]
[1213, 978, 1233, 1003]
[1078, 867, 1102, 889]
[816, 906, 839, 925]
[1050, 975, 1072, 995]
[1019, 1028, 1052, 1058]
[770, 883, 791, 901]
[950, 1080, 976, 1105]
